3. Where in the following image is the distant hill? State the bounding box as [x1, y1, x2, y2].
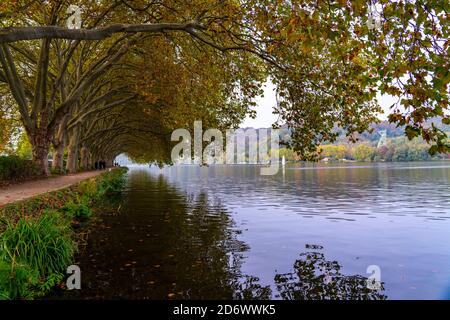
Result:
[239, 118, 449, 162]
[241, 117, 450, 144]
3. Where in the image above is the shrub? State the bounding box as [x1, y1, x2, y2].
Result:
[99, 168, 128, 195]
[60, 201, 92, 220]
[0, 156, 40, 182]
[77, 178, 103, 201]
[0, 260, 38, 300]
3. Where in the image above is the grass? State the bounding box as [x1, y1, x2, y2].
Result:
[0, 211, 73, 299]
[0, 167, 128, 299]
[1, 211, 75, 275]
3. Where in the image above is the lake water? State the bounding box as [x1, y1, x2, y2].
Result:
[59, 161, 450, 299]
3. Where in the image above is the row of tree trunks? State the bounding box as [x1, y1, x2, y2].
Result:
[52, 125, 115, 174]
[47, 120, 117, 174]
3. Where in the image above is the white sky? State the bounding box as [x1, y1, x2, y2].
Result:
[240, 80, 398, 128]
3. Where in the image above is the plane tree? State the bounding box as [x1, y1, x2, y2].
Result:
[0, 0, 448, 174]
[261, 0, 449, 158]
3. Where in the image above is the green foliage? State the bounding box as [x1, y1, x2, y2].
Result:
[269, 0, 450, 158]
[319, 145, 348, 160]
[60, 201, 92, 220]
[0, 260, 38, 300]
[0, 211, 75, 299]
[76, 168, 128, 202]
[0, 156, 40, 182]
[279, 148, 298, 161]
[50, 166, 67, 175]
[1, 211, 75, 276]
[353, 144, 376, 162]
[99, 168, 128, 195]
[280, 142, 448, 163]
[77, 178, 102, 201]
[37, 272, 64, 293]
[15, 133, 32, 160]
[0, 100, 20, 155]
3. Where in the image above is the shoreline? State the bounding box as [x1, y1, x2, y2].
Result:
[0, 168, 128, 300]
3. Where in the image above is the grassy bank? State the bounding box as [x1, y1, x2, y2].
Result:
[0, 167, 128, 299]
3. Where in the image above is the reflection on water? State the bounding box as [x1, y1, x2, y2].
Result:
[274, 249, 386, 300]
[53, 161, 450, 299]
[55, 172, 269, 299]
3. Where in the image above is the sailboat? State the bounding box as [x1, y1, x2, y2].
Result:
[281, 155, 286, 166]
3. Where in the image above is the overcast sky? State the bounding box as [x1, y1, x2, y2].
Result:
[240, 80, 398, 128]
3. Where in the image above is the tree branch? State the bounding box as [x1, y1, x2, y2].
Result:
[0, 22, 201, 43]
[0, 44, 32, 131]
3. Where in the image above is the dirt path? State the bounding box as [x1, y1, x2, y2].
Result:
[0, 170, 104, 207]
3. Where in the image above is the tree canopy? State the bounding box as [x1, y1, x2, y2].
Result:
[0, 0, 448, 174]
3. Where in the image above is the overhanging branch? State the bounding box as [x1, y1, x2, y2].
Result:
[0, 22, 201, 43]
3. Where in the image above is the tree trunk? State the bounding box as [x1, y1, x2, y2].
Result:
[31, 134, 50, 176]
[51, 117, 68, 173]
[80, 146, 90, 170]
[88, 152, 94, 169]
[52, 140, 65, 173]
[106, 159, 113, 168]
[66, 128, 80, 173]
